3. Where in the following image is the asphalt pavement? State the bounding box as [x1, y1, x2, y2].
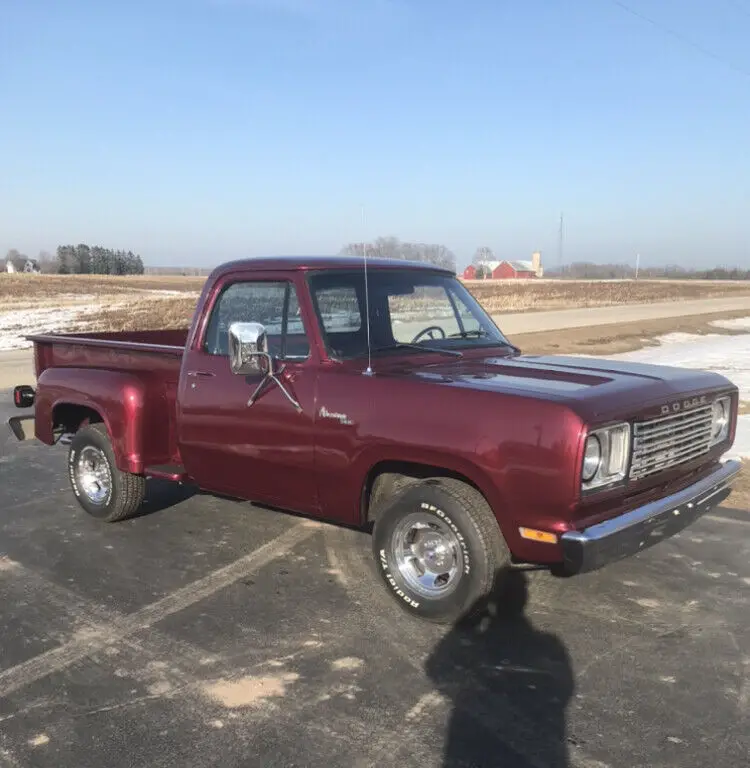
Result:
[1, 390, 748, 768]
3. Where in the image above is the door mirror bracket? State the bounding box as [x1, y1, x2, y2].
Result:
[227, 322, 302, 411]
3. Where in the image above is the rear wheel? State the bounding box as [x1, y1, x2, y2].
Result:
[67, 424, 146, 522]
[371, 478, 512, 624]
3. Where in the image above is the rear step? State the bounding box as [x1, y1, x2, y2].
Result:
[144, 464, 190, 482]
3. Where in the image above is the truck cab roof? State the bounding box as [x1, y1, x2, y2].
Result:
[208, 255, 455, 279]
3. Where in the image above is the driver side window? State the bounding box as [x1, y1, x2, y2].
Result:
[204, 280, 310, 359]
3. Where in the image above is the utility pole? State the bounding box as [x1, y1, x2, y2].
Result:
[635, 252, 640, 280]
[557, 212, 564, 273]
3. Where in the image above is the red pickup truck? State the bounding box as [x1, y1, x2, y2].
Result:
[10, 256, 742, 622]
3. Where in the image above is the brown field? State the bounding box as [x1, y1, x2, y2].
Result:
[510, 309, 750, 357]
[67, 296, 200, 333]
[462, 277, 750, 314]
[0, 273, 204, 303]
[2, 273, 750, 315]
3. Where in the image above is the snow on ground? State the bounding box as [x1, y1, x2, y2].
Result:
[595, 319, 750, 459]
[711, 317, 750, 332]
[0, 290, 197, 351]
[0, 305, 109, 351]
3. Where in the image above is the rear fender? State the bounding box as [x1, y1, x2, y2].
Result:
[35, 368, 150, 474]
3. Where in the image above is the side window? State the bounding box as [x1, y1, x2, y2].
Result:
[204, 280, 310, 359]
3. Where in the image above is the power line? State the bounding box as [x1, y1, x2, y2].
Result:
[608, 0, 750, 79]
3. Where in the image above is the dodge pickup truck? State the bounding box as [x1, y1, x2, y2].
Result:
[10, 256, 743, 622]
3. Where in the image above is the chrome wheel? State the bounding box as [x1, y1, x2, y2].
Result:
[76, 446, 112, 504]
[391, 511, 464, 599]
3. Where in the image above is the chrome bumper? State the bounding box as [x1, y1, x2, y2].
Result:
[561, 459, 743, 574]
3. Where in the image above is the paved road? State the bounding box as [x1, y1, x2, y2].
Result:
[495, 295, 750, 334]
[1, 391, 748, 768]
[0, 351, 34, 390]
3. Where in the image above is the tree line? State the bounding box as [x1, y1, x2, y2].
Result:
[339, 236, 457, 271]
[546, 262, 750, 280]
[56, 244, 144, 275]
[3, 245, 145, 275]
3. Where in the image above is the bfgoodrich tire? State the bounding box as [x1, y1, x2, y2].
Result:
[371, 478, 511, 624]
[67, 423, 146, 523]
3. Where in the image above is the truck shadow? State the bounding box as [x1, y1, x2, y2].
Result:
[134, 479, 198, 518]
[425, 568, 575, 768]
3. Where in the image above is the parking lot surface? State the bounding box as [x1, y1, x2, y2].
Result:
[1, 392, 748, 768]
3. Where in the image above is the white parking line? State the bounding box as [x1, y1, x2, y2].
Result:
[705, 514, 750, 526]
[0, 522, 318, 698]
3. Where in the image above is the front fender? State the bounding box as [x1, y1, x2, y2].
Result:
[353, 444, 509, 532]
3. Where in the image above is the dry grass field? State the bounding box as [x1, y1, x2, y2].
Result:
[0, 273, 204, 303]
[463, 277, 750, 314]
[1, 274, 749, 337]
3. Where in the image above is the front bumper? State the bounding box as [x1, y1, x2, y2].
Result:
[561, 459, 742, 574]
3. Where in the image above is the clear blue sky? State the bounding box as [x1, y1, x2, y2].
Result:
[1, 0, 748, 269]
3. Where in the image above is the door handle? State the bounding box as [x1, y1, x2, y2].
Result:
[186, 370, 215, 378]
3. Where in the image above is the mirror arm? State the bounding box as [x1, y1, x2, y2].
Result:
[246, 354, 302, 412]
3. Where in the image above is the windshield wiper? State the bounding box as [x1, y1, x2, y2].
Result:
[448, 329, 488, 339]
[370, 343, 463, 358]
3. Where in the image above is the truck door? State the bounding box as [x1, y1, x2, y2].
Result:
[176, 271, 319, 514]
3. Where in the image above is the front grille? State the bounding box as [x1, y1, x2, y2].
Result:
[630, 404, 714, 480]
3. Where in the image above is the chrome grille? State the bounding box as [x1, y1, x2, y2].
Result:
[630, 404, 714, 480]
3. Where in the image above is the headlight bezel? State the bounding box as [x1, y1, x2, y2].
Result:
[581, 421, 631, 492]
[710, 395, 731, 446]
[581, 435, 602, 482]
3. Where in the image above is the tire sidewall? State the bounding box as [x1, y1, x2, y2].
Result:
[68, 426, 120, 520]
[372, 482, 492, 623]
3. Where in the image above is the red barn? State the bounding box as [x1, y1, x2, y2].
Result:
[492, 260, 537, 279]
[462, 264, 477, 280]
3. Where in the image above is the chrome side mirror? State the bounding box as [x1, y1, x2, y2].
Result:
[228, 322, 271, 376]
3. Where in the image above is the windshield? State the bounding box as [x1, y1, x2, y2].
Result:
[307, 268, 514, 361]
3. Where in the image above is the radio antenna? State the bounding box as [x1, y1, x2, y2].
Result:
[361, 204, 373, 376]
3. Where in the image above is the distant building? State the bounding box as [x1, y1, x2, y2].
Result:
[5, 257, 40, 274]
[531, 251, 543, 277]
[463, 252, 543, 280]
[493, 260, 537, 279]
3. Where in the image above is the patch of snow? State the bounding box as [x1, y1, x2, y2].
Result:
[732, 415, 750, 459]
[710, 317, 750, 332]
[596, 318, 750, 459]
[135, 289, 200, 297]
[0, 305, 106, 350]
[0, 290, 194, 350]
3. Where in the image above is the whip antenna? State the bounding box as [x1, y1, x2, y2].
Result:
[361, 204, 373, 376]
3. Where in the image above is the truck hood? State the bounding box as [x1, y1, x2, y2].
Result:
[386, 353, 735, 424]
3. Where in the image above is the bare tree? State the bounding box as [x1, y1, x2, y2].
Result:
[37, 250, 57, 274]
[472, 246, 495, 266]
[339, 236, 456, 271]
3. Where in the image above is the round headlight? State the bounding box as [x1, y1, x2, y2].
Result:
[582, 435, 601, 482]
[712, 399, 728, 438]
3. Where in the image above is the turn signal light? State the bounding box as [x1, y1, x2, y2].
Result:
[519, 527, 558, 544]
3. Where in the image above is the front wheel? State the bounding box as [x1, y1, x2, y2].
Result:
[371, 478, 511, 624]
[67, 423, 146, 522]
